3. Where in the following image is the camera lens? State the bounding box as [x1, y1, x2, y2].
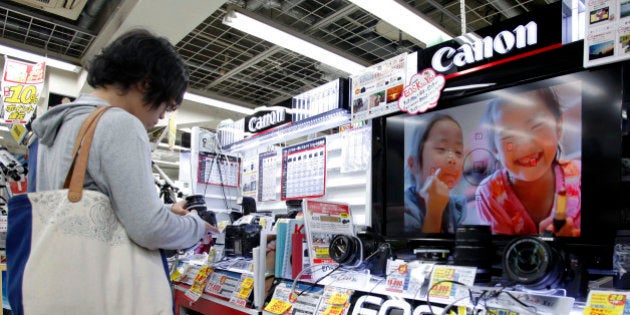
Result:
[185, 194, 216, 226]
[330, 235, 358, 265]
[185, 194, 206, 212]
[503, 237, 563, 288]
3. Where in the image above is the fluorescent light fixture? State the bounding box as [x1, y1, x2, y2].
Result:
[223, 10, 366, 75]
[348, 0, 452, 46]
[0, 44, 82, 73]
[184, 92, 254, 115]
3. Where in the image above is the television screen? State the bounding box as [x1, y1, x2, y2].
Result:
[376, 64, 623, 246]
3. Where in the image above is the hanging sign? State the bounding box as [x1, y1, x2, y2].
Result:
[244, 107, 290, 134]
[1, 56, 46, 124]
[418, 2, 562, 80]
[397, 68, 445, 115]
[584, 0, 630, 67]
[349, 52, 417, 122]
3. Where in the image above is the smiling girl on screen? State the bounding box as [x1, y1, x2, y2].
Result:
[475, 87, 581, 237]
[404, 114, 467, 234]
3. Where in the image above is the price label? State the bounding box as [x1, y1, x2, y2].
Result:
[327, 292, 348, 305]
[429, 282, 453, 298]
[585, 291, 627, 315]
[241, 277, 254, 289]
[323, 305, 343, 315]
[264, 299, 292, 314]
[583, 306, 623, 315]
[237, 286, 252, 299]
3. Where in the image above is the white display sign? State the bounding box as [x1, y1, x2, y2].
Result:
[397, 68, 445, 115]
[584, 0, 630, 67]
[350, 52, 417, 122]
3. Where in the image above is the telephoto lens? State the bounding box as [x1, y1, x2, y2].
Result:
[185, 194, 216, 226]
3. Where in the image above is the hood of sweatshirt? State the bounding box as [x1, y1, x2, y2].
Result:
[32, 94, 110, 146]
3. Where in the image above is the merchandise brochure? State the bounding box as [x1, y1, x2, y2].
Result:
[302, 200, 354, 278]
[584, 0, 630, 67]
[349, 52, 417, 122]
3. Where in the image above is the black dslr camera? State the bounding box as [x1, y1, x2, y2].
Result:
[502, 236, 586, 298]
[185, 194, 217, 226]
[224, 224, 262, 258]
[328, 232, 392, 276]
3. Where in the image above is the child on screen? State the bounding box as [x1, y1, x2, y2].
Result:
[475, 87, 581, 236]
[404, 114, 467, 234]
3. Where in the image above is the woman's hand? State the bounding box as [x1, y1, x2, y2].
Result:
[170, 199, 188, 215]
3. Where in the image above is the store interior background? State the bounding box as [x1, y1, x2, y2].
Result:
[0, 0, 574, 181]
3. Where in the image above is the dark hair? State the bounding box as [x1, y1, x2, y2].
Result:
[86, 29, 189, 110]
[413, 114, 462, 169]
[484, 87, 562, 153]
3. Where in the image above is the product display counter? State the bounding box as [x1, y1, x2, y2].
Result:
[173, 283, 259, 315]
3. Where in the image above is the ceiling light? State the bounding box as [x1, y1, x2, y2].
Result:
[0, 44, 82, 73]
[223, 9, 366, 74]
[348, 0, 452, 47]
[183, 92, 254, 115]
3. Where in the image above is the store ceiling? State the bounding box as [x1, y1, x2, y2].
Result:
[0, 0, 561, 121]
[0, 0, 567, 173]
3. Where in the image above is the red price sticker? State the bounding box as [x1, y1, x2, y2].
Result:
[608, 294, 626, 306]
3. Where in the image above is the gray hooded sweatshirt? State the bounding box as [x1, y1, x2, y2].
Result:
[32, 94, 206, 250]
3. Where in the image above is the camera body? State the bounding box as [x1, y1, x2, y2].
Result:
[328, 232, 391, 276]
[224, 224, 262, 258]
[185, 194, 217, 226]
[501, 236, 586, 298]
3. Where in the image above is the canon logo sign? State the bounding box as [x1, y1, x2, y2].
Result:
[245, 108, 288, 133]
[431, 21, 538, 72]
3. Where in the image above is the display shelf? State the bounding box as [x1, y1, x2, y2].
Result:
[272, 266, 576, 314]
[221, 109, 350, 154]
[173, 283, 260, 315]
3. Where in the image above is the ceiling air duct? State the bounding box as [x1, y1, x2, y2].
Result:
[9, 0, 89, 20]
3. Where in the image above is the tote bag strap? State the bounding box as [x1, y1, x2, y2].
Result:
[63, 106, 114, 202]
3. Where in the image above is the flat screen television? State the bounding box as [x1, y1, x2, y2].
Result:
[371, 44, 624, 270]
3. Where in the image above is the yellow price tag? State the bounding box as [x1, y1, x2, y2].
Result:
[327, 292, 348, 305]
[237, 286, 252, 299]
[241, 277, 254, 289]
[586, 292, 627, 315]
[10, 123, 26, 143]
[170, 270, 182, 282]
[323, 305, 343, 315]
[264, 299, 292, 314]
[583, 306, 622, 315]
